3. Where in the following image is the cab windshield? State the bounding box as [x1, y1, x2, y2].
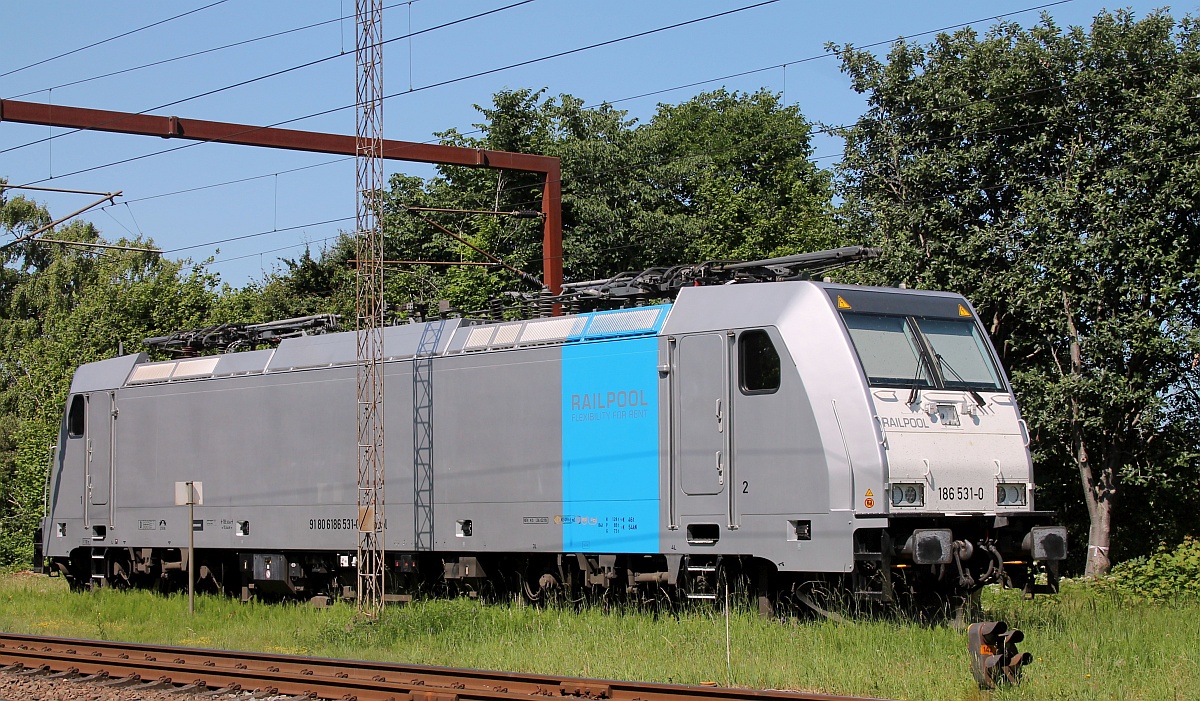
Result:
[842, 313, 1004, 392]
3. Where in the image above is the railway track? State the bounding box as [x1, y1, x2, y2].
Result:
[0, 633, 886, 701]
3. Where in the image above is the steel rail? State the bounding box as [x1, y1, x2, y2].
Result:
[0, 633, 885, 701]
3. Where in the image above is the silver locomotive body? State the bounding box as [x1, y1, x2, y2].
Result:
[39, 281, 1064, 603]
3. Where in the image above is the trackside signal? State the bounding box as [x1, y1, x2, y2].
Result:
[968, 620, 1033, 688]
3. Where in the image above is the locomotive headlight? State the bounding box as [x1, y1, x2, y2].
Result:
[996, 483, 1027, 506]
[891, 483, 925, 507]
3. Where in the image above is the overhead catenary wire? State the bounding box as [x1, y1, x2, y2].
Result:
[210, 235, 341, 266]
[596, 0, 1075, 110]
[348, 259, 497, 266]
[16, 0, 1073, 207]
[199, 125, 1200, 277]
[119, 159, 346, 205]
[119, 121, 1197, 276]
[193, 119, 1200, 276]
[0, 0, 539, 157]
[101, 206, 139, 239]
[3, 0, 778, 172]
[96, 62, 1195, 272]
[11, 0, 1168, 276]
[408, 210, 543, 287]
[31, 237, 161, 254]
[163, 215, 355, 255]
[3, 1, 425, 100]
[0, 0, 232, 79]
[137, 87, 1189, 272]
[479, 59, 1195, 206]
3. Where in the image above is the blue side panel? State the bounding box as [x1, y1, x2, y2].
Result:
[561, 337, 660, 553]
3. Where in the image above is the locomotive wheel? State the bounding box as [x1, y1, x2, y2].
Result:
[61, 553, 89, 592]
[108, 555, 133, 590]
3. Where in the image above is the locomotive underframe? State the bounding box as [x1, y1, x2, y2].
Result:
[49, 509, 1062, 611]
[852, 513, 1063, 607]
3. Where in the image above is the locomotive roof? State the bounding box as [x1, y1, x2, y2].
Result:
[108, 304, 671, 390]
[76, 280, 974, 393]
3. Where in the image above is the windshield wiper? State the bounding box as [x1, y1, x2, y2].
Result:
[907, 352, 927, 405]
[935, 353, 987, 407]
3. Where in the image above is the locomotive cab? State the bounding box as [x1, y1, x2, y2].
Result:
[830, 286, 1067, 599]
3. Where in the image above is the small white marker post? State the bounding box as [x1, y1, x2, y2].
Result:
[175, 481, 203, 615]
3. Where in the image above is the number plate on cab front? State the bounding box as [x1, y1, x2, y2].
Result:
[938, 486, 985, 502]
[935, 404, 960, 426]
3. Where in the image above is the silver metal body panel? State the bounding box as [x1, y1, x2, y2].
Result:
[432, 347, 563, 553]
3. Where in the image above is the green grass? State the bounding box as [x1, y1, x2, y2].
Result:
[0, 572, 1195, 701]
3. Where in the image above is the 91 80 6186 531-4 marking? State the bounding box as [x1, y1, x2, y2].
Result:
[938, 486, 985, 501]
[309, 518, 356, 530]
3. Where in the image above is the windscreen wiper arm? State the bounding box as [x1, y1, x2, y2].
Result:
[907, 353, 926, 405]
[935, 354, 987, 407]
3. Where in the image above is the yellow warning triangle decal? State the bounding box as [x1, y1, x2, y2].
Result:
[865, 489, 874, 497]
[837, 295, 852, 310]
[958, 304, 971, 317]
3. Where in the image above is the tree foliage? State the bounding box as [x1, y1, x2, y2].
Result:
[835, 10, 1200, 573]
[373, 88, 836, 313]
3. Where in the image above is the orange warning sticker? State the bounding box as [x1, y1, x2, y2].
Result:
[958, 304, 971, 317]
[837, 295, 852, 309]
[864, 497, 875, 509]
[864, 489, 874, 497]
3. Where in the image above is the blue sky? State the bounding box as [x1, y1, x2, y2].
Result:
[0, 1, 1181, 286]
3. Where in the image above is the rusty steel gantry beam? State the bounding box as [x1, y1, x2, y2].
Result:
[0, 98, 564, 294]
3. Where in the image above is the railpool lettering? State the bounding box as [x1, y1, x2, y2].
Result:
[570, 390, 650, 410]
[882, 416, 930, 429]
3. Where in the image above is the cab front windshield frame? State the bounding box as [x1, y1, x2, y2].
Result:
[841, 312, 1005, 393]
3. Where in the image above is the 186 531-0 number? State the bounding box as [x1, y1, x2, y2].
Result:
[938, 486, 984, 501]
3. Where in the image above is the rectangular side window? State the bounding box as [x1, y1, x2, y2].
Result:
[67, 395, 85, 438]
[739, 329, 781, 394]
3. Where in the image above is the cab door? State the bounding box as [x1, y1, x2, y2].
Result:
[85, 392, 115, 528]
[672, 333, 730, 503]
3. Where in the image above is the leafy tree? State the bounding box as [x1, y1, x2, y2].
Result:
[374, 87, 837, 312]
[834, 9, 1200, 574]
[635, 89, 838, 263]
[213, 244, 356, 325]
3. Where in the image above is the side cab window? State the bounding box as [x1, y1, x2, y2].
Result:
[739, 329, 781, 394]
[67, 395, 85, 438]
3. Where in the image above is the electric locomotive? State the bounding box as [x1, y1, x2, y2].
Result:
[36, 247, 1066, 609]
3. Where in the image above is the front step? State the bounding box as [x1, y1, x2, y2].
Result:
[852, 531, 894, 602]
[89, 550, 106, 588]
[683, 557, 722, 601]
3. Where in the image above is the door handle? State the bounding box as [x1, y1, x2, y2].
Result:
[716, 451, 724, 485]
[715, 398, 723, 432]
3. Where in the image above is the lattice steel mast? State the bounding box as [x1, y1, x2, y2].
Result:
[354, 0, 386, 616]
